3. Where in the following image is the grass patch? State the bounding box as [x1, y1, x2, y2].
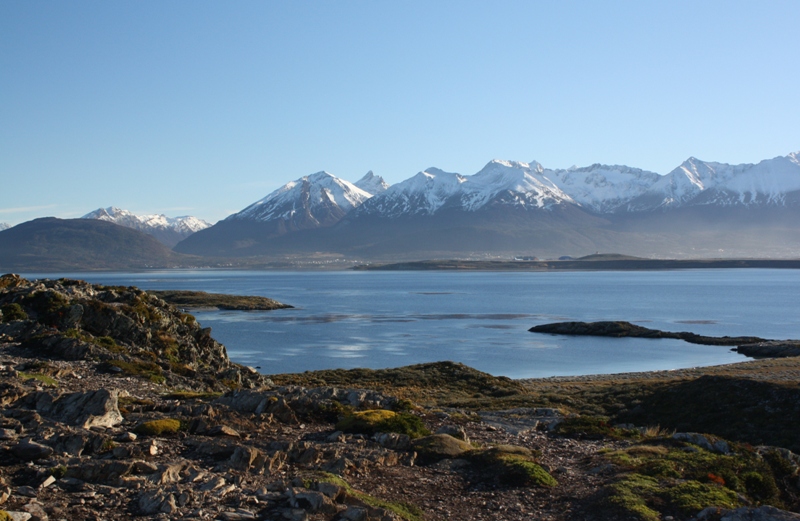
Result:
[18, 372, 58, 387]
[162, 391, 222, 400]
[336, 410, 430, 439]
[134, 418, 183, 436]
[272, 361, 524, 408]
[107, 360, 165, 384]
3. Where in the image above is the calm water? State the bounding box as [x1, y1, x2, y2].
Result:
[21, 269, 800, 379]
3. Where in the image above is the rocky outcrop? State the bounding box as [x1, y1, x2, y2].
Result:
[735, 341, 800, 358]
[530, 321, 769, 347]
[0, 274, 267, 391]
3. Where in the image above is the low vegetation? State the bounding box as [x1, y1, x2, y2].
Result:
[335, 410, 430, 439]
[134, 418, 183, 436]
[150, 290, 292, 310]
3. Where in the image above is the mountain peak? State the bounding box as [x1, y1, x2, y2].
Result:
[354, 170, 389, 195]
[81, 207, 210, 247]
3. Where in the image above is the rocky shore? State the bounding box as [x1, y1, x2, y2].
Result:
[1, 275, 799, 521]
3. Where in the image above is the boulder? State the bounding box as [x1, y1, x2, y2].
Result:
[411, 434, 473, 464]
[38, 389, 123, 429]
[10, 438, 53, 461]
[695, 506, 800, 520]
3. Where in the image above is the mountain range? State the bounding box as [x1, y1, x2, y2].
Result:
[81, 207, 211, 247]
[175, 151, 800, 260]
[2, 151, 799, 269]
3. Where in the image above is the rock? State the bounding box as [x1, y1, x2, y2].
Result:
[39, 389, 123, 429]
[38, 476, 56, 489]
[736, 341, 800, 358]
[411, 434, 473, 464]
[287, 489, 336, 514]
[207, 425, 240, 437]
[673, 433, 731, 454]
[230, 446, 262, 471]
[340, 507, 368, 521]
[0, 428, 18, 440]
[136, 490, 176, 516]
[21, 501, 48, 521]
[372, 432, 411, 451]
[3, 512, 32, 521]
[10, 438, 53, 461]
[435, 425, 469, 442]
[65, 461, 133, 485]
[15, 486, 37, 498]
[695, 505, 800, 520]
[115, 431, 137, 442]
[219, 511, 257, 521]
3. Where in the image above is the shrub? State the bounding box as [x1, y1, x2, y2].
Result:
[1, 303, 27, 322]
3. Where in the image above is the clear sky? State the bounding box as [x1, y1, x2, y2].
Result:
[2, 1, 799, 226]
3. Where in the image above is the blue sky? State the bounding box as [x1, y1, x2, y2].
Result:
[2, 1, 799, 225]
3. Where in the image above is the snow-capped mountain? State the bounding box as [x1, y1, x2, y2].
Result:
[226, 171, 372, 232]
[176, 150, 800, 260]
[627, 153, 800, 210]
[354, 171, 390, 195]
[354, 168, 467, 217]
[0, 223, 10, 231]
[81, 207, 211, 247]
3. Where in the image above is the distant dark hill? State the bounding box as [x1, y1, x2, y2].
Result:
[0, 218, 198, 271]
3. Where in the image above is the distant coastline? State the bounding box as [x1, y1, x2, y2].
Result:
[353, 254, 800, 271]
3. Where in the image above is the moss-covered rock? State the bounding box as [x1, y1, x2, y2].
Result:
[134, 419, 182, 436]
[411, 434, 473, 464]
[468, 445, 556, 488]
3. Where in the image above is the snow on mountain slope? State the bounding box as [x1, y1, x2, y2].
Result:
[549, 164, 661, 212]
[354, 171, 390, 195]
[630, 152, 800, 209]
[82, 207, 211, 239]
[227, 171, 372, 232]
[462, 160, 575, 210]
[0, 223, 10, 231]
[353, 168, 467, 217]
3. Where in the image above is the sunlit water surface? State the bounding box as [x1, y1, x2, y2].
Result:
[22, 269, 800, 379]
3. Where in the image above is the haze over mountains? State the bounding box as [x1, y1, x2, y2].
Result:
[175, 151, 800, 260]
[2, 151, 799, 270]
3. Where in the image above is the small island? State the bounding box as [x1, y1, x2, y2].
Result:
[150, 289, 293, 311]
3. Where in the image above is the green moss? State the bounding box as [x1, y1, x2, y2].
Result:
[607, 474, 663, 521]
[134, 418, 182, 436]
[497, 455, 558, 487]
[336, 410, 430, 439]
[50, 465, 67, 479]
[664, 480, 739, 514]
[1, 303, 27, 321]
[468, 446, 556, 488]
[18, 372, 58, 387]
[0, 510, 12, 521]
